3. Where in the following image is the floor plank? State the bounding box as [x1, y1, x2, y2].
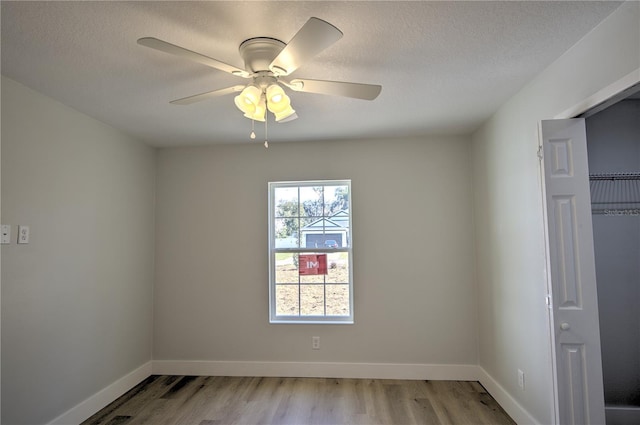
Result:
[81, 376, 515, 425]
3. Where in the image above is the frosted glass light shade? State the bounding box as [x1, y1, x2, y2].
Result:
[234, 85, 262, 115]
[266, 84, 292, 114]
[266, 84, 285, 103]
[234, 95, 254, 114]
[244, 97, 266, 122]
[274, 105, 296, 122]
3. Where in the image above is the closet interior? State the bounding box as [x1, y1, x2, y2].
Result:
[586, 92, 640, 424]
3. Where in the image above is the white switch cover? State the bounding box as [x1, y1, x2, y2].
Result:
[518, 369, 525, 390]
[18, 225, 30, 244]
[1, 225, 11, 244]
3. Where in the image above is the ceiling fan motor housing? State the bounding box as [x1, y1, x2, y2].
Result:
[238, 37, 286, 73]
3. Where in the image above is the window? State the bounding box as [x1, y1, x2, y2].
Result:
[269, 180, 353, 324]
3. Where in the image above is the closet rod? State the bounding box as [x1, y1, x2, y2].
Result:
[589, 172, 640, 181]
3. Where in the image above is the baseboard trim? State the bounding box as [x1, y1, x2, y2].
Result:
[477, 366, 539, 425]
[46, 361, 152, 425]
[605, 405, 640, 425]
[152, 360, 480, 381]
[45, 362, 534, 425]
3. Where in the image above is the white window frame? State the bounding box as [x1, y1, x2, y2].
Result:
[268, 180, 354, 324]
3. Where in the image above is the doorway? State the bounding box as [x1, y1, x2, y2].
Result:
[584, 92, 640, 425]
[542, 72, 640, 425]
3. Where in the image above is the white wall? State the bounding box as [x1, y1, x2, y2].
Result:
[471, 2, 639, 423]
[154, 137, 478, 367]
[1, 76, 156, 425]
[586, 100, 640, 407]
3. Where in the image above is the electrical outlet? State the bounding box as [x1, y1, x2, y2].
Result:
[18, 225, 30, 244]
[1, 225, 11, 244]
[518, 369, 525, 390]
[312, 336, 320, 350]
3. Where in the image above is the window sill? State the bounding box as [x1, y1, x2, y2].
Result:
[270, 319, 354, 325]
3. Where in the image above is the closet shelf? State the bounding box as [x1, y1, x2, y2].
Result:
[589, 173, 640, 215]
[589, 173, 640, 181]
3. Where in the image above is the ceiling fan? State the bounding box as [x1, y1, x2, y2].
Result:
[137, 17, 382, 126]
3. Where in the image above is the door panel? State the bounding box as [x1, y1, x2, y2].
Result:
[561, 343, 587, 425]
[553, 195, 581, 308]
[541, 119, 605, 425]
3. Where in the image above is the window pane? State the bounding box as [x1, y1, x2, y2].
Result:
[326, 252, 349, 283]
[275, 253, 298, 284]
[326, 285, 350, 316]
[323, 185, 349, 216]
[300, 186, 324, 218]
[276, 284, 299, 316]
[274, 187, 299, 217]
[300, 285, 324, 316]
[300, 223, 349, 249]
[274, 218, 299, 247]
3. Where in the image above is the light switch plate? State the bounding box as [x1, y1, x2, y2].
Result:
[518, 369, 525, 390]
[1, 225, 11, 244]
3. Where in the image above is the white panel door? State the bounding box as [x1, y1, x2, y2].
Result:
[541, 119, 605, 425]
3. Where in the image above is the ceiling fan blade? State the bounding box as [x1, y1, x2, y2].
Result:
[137, 37, 250, 78]
[286, 79, 382, 101]
[170, 85, 245, 105]
[269, 17, 343, 76]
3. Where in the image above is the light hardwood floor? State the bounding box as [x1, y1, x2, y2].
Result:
[81, 375, 515, 425]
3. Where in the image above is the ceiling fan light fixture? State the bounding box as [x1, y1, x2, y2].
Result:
[244, 97, 266, 122]
[234, 95, 254, 115]
[234, 85, 262, 115]
[274, 105, 296, 122]
[264, 84, 295, 121]
[268, 96, 292, 114]
[266, 84, 293, 115]
[244, 85, 262, 103]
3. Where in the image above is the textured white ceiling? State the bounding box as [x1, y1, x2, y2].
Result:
[1, 1, 622, 147]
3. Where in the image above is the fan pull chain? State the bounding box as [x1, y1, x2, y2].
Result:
[264, 116, 269, 148]
[250, 119, 256, 140]
[263, 94, 269, 148]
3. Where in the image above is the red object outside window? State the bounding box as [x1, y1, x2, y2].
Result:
[299, 254, 328, 275]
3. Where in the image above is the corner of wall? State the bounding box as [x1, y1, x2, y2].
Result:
[46, 362, 152, 425]
[478, 367, 541, 425]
